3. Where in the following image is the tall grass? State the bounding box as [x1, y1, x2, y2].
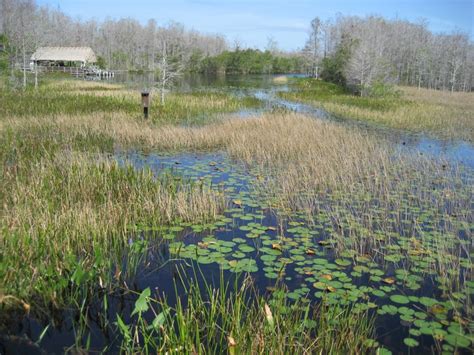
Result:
[0, 78, 261, 125]
[0, 151, 225, 307]
[116, 269, 375, 354]
[0, 95, 226, 308]
[280, 79, 474, 141]
[1, 77, 471, 352]
[62, 110, 470, 304]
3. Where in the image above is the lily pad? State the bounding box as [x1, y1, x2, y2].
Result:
[390, 295, 410, 304]
[403, 338, 419, 347]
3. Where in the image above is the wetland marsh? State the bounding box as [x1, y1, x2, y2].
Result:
[0, 74, 473, 354]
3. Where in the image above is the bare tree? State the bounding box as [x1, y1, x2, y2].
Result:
[304, 17, 322, 77]
[447, 33, 468, 92]
[265, 36, 279, 54]
[341, 17, 391, 94]
[15, 0, 35, 89]
[155, 41, 183, 105]
[319, 15, 473, 92]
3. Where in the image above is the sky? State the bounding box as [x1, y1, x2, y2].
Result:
[36, 0, 473, 50]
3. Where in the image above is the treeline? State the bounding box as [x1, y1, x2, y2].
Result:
[0, 0, 227, 71]
[195, 49, 304, 74]
[0, 0, 304, 75]
[303, 15, 473, 93]
[2, 0, 473, 90]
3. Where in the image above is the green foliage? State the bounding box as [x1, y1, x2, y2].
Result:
[320, 39, 399, 97]
[96, 56, 107, 70]
[0, 77, 261, 125]
[198, 49, 304, 74]
[187, 49, 205, 72]
[116, 269, 375, 354]
[320, 41, 351, 86]
[365, 81, 400, 98]
[0, 34, 10, 73]
[281, 78, 404, 111]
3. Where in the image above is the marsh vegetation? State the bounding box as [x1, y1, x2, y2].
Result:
[1, 0, 473, 351]
[0, 74, 472, 354]
[279, 79, 474, 141]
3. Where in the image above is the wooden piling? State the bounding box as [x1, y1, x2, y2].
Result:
[141, 91, 150, 119]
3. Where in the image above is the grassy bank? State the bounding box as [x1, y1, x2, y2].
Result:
[279, 79, 474, 141]
[0, 78, 261, 125]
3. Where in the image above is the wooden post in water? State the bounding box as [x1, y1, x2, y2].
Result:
[141, 91, 150, 119]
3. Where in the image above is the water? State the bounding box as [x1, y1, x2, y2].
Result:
[2, 74, 472, 354]
[109, 72, 474, 169]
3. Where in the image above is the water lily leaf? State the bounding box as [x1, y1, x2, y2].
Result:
[272, 243, 282, 251]
[313, 282, 326, 290]
[403, 338, 419, 347]
[445, 334, 471, 348]
[376, 348, 392, 355]
[232, 199, 242, 207]
[381, 305, 398, 315]
[382, 277, 396, 285]
[419, 297, 438, 307]
[287, 292, 301, 300]
[232, 251, 246, 259]
[390, 295, 410, 304]
[429, 304, 446, 315]
[335, 259, 351, 267]
[364, 339, 379, 348]
[198, 242, 209, 249]
[372, 290, 386, 298]
[238, 244, 255, 253]
[260, 251, 277, 261]
[432, 329, 447, 340]
[265, 272, 279, 279]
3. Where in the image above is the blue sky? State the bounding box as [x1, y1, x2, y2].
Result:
[37, 0, 473, 50]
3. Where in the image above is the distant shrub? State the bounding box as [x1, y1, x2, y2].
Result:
[366, 82, 400, 98]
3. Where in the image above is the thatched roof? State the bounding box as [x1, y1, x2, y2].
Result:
[31, 47, 97, 63]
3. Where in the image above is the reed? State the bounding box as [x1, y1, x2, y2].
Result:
[0, 149, 225, 306]
[0, 78, 261, 125]
[1, 77, 471, 353]
[116, 269, 375, 354]
[279, 79, 474, 141]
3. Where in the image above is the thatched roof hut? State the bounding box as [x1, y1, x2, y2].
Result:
[31, 47, 97, 66]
